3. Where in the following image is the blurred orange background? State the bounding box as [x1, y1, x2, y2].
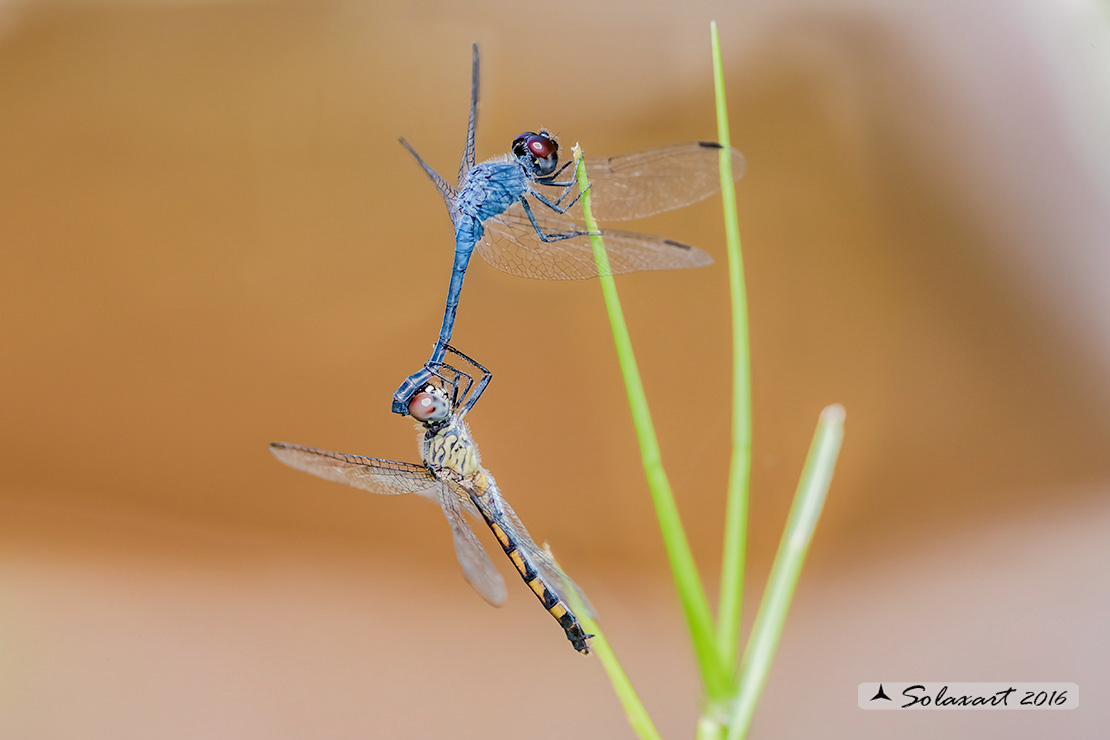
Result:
[2, 1, 1108, 738]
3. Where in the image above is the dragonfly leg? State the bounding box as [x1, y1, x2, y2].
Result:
[529, 185, 587, 214]
[390, 336, 461, 413]
[443, 345, 492, 417]
[518, 198, 592, 243]
[537, 166, 578, 192]
[428, 361, 473, 412]
[534, 169, 587, 209]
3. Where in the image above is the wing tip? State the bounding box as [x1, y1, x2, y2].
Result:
[731, 149, 747, 180]
[661, 239, 714, 268]
[269, 441, 293, 462]
[269, 441, 311, 466]
[697, 141, 746, 181]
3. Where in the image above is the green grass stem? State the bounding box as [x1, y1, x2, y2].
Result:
[568, 596, 663, 740]
[726, 404, 846, 739]
[709, 19, 754, 677]
[573, 145, 730, 700]
[565, 25, 844, 736]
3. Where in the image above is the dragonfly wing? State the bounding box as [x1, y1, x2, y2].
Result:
[269, 442, 436, 498]
[477, 492, 596, 619]
[439, 481, 507, 606]
[538, 142, 745, 222]
[457, 43, 480, 188]
[400, 138, 459, 221]
[477, 202, 712, 280]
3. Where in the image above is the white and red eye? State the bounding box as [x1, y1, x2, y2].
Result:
[408, 392, 449, 422]
[526, 134, 556, 159]
[511, 131, 559, 177]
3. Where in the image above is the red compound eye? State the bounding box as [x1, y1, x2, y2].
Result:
[408, 392, 448, 422]
[512, 131, 559, 177]
[512, 132, 557, 161]
[526, 135, 555, 159]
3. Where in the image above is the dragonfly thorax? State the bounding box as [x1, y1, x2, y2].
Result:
[456, 158, 529, 225]
[422, 421, 482, 479]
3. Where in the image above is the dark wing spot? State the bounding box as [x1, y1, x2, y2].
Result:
[698, 141, 724, 149]
[663, 239, 694, 250]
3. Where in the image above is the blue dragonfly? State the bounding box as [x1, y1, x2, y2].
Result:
[392, 44, 746, 415]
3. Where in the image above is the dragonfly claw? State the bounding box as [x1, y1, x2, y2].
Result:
[392, 366, 437, 415]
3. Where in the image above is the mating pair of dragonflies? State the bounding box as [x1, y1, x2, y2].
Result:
[270, 44, 744, 654]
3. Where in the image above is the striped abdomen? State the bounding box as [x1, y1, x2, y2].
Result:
[472, 496, 592, 654]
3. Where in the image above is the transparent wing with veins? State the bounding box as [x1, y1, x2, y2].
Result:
[268, 441, 508, 606]
[269, 442, 436, 497]
[477, 202, 713, 280]
[473, 142, 742, 279]
[437, 480, 507, 606]
[555, 142, 746, 223]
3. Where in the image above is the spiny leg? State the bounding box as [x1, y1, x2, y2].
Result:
[427, 361, 473, 412]
[518, 198, 591, 243]
[443, 345, 492, 417]
[529, 186, 586, 215]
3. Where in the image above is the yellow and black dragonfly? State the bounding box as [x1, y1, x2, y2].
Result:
[270, 347, 593, 654]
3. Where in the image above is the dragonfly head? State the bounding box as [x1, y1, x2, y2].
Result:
[408, 387, 451, 425]
[512, 130, 559, 178]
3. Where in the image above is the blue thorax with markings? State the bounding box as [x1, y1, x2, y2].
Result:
[453, 156, 528, 243]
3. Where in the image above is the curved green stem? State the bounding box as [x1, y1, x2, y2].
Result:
[727, 405, 845, 739]
[574, 145, 730, 700]
[709, 19, 753, 678]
